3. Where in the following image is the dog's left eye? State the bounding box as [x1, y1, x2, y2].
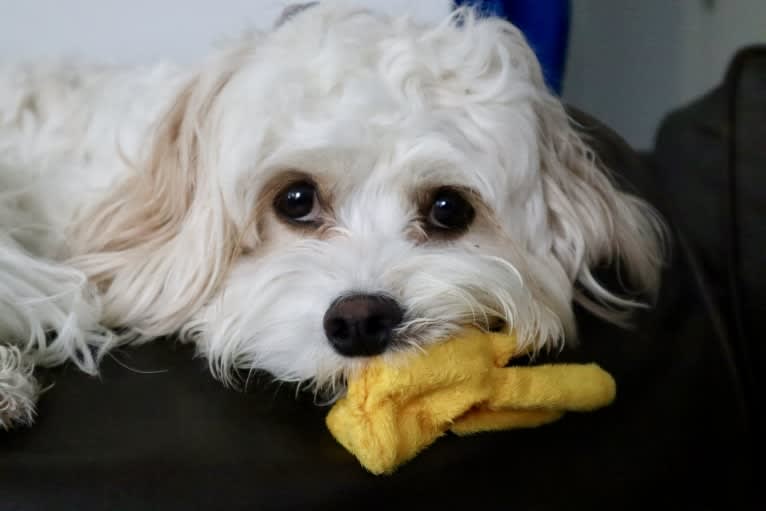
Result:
[427, 187, 475, 232]
[274, 181, 321, 224]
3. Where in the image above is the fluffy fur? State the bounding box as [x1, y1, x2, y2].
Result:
[0, 2, 664, 429]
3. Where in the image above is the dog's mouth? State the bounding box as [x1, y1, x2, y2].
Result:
[319, 315, 509, 403]
[390, 315, 508, 353]
[487, 317, 508, 332]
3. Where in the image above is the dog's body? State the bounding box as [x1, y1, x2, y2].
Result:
[0, 3, 664, 429]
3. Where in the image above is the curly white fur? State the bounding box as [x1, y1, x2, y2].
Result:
[0, 345, 39, 429]
[0, 2, 664, 427]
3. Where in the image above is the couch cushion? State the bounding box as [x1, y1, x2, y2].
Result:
[653, 45, 766, 428]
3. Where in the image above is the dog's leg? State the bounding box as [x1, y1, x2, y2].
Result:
[0, 344, 39, 430]
[0, 232, 114, 429]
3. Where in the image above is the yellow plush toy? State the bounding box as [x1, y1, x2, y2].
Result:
[325, 329, 616, 475]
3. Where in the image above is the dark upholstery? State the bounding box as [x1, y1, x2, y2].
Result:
[653, 45, 765, 434]
[1, 103, 755, 510]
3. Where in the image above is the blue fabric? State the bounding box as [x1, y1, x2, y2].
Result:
[453, 0, 570, 94]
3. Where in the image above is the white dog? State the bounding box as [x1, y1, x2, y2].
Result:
[0, 2, 664, 429]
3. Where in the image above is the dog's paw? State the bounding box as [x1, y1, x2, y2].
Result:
[0, 345, 40, 430]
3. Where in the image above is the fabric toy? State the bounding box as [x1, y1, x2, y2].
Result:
[326, 328, 616, 475]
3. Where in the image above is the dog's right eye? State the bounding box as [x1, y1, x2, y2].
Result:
[274, 181, 320, 224]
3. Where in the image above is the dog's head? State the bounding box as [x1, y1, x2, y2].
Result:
[73, 3, 664, 392]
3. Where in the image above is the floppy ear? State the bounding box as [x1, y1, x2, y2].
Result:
[70, 57, 243, 338]
[536, 97, 666, 321]
[460, 11, 665, 323]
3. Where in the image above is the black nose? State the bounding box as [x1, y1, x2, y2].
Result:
[323, 294, 404, 357]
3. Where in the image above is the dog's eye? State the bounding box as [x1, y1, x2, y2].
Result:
[427, 187, 475, 232]
[274, 181, 320, 223]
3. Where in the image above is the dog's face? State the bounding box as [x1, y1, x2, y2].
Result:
[73, 4, 663, 392]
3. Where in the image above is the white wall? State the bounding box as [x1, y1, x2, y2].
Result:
[0, 0, 451, 64]
[1, 0, 764, 149]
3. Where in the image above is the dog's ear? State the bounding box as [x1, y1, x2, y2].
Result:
[70, 55, 244, 337]
[461, 13, 665, 323]
[536, 97, 666, 321]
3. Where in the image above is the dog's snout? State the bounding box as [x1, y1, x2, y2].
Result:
[323, 294, 403, 357]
